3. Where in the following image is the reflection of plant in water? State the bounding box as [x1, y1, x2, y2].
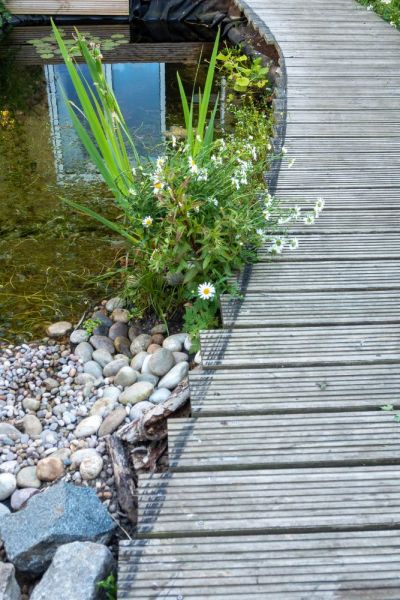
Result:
[27, 31, 128, 60]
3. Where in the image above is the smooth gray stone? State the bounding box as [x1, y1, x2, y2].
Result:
[69, 329, 89, 345]
[119, 381, 154, 405]
[137, 373, 159, 386]
[149, 388, 172, 404]
[0, 503, 11, 519]
[89, 335, 115, 355]
[92, 349, 113, 368]
[108, 321, 128, 341]
[130, 334, 151, 355]
[103, 358, 129, 378]
[148, 348, 175, 377]
[0, 562, 21, 600]
[0, 424, 21, 441]
[105, 296, 125, 312]
[114, 367, 138, 388]
[101, 386, 121, 402]
[30, 541, 114, 600]
[46, 321, 72, 338]
[98, 408, 127, 437]
[92, 311, 113, 328]
[10, 488, 40, 511]
[74, 342, 93, 363]
[130, 351, 148, 371]
[16, 466, 41, 490]
[158, 361, 189, 390]
[0, 482, 116, 575]
[83, 361, 103, 380]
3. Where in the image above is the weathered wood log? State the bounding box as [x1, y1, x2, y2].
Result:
[116, 378, 190, 444]
[105, 434, 138, 524]
[131, 439, 168, 472]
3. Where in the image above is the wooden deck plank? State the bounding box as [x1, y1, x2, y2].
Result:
[137, 466, 400, 536]
[200, 324, 400, 368]
[220, 290, 400, 327]
[234, 261, 400, 291]
[168, 412, 400, 470]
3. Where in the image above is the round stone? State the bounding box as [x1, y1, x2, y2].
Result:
[71, 448, 100, 466]
[106, 296, 125, 312]
[130, 334, 151, 355]
[133, 401, 154, 413]
[114, 366, 138, 388]
[10, 487, 40, 511]
[173, 351, 189, 364]
[46, 321, 72, 338]
[130, 351, 148, 371]
[74, 342, 94, 363]
[141, 354, 152, 374]
[75, 373, 95, 386]
[16, 466, 41, 489]
[0, 423, 21, 441]
[194, 351, 202, 365]
[108, 322, 128, 341]
[70, 329, 90, 345]
[148, 348, 175, 377]
[41, 430, 58, 446]
[114, 336, 131, 357]
[83, 360, 103, 380]
[184, 336, 194, 352]
[80, 453, 103, 480]
[158, 361, 189, 389]
[147, 343, 162, 354]
[111, 308, 130, 323]
[151, 323, 168, 335]
[36, 457, 64, 482]
[22, 414, 42, 438]
[102, 386, 121, 402]
[162, 334, 187, 352]
[98, 407, 127, 437]
[137, 373, 159, 386]
[149, 388, 172, 404]
[74, 415, 102, 438]
[119, 381, 154, 405]
[150, 333, 164, 346]
[51, 448, 71, 462]
[92, 310, 113, 328]
[89, 335, 115, 355]
[103, 358, 129, 378]
[90, 397, 116, 417]
[0, 503, 10, 518]
[22, 397, 41, 412]
[92, 349, 113, 368]
[0, 473, 17, 501]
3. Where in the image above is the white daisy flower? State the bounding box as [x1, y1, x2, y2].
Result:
[314, 197, 325, 213]
[256, 228, 265, 236]
[251, 146, 257, 160]
[197, 168, 208, 182]
[131, 167, 136, 176]
[142, 216, 153, 228]
[128, 188, 137, 196]
[263, 209, 272, 221]
[153, 181, 164, 195]
[265, 193, 273, 207]
[211, 154, 222, 165]
[189, 156, 199, 174]
[278, 215, 293, 225]
[210, 197, 219, 207]
[198, 282, 216, 300]
[172, 135, 177, 148]
[288, 158, 296, 169]
[289, 238, 299, 250]
[281, 146, 287, 155]
[231, 177, 240, 190]
[293, 206, 301, 219]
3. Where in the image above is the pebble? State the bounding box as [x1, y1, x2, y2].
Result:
[22, 397, 41, 411]
[0, 502, 10, 517]
[130, 351, 147, 371]
[151, 323, 168, 335]
[102, 386, 121, 402]
[184, 336, 194, 352]
[163, 334, 186, 352]
[148, 348, 175, 377]
[119, 381, 154, 405]
[0, 460, 18, 474]
[69, 329, 90, 345]
[71, 448, 100, 466]
[92, 348, 113, 368]
[158, 361, 189, 389]
[130, 334, 151, 355]
[114, 366, 138, 387]
[83, 360, 103, 380]
[44, 377, 58, 391]
[98, 407, 126, 436]
[16, 466, 41, 489]
[108, 321, 128, 341]
[36, 457, 65, 482]
[0, 423, 21, 441]
[22, 414, 43, 438]
[10, 487, 40, 511]
[74, 415, 102, 438]
[103, 357, 129, 378]
[105, 296, 125, 311]
[141, 354, 152, 374]
[0, 472, 17, 500]
[111, 308, 130, 323]
[147, 343, 162, 354]
[149, 387, 172, 404]
[89, 335, 115, 355]
[173, 351, 189, 364]
[138, 373, 159, 386]
[41, 430, 58, 446]
[150, 333, 164, 345]
[194, 351, 202, 364]
[46, 321, 72, 338]
[90, 397, 116, 417]
[92, 311, 113, 328]
[114, 336, 131, 356]
[80, 453, 103, 480]
[74, 342, 94, 363]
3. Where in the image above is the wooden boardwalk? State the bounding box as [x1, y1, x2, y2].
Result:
[118, 0, 400, 597]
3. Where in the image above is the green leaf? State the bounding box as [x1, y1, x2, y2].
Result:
[381, 404, 394, 411]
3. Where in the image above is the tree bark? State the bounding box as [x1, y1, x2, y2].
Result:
[106, 434, 138, 524]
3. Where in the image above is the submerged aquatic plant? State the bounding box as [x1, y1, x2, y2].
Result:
[51, 21, 312, 344]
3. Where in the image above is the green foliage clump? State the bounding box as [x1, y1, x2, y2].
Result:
[52, 22, 315, 342]
[27, 29, 128, 60]
[97, 573, 117, 600]
[216, 44, 270, 93]
[0, 0, 10, 29]
[82, 317, 101, 334]
[357, 0, 399, 28]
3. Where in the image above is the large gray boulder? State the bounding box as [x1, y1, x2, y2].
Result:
[0, 482, 116, 575]
[30, 542, 114, 600]
[0, 563, 21, 600]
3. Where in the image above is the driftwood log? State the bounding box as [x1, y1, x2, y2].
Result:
[105, 434, 138, 524]
[116, 378, 190, 444]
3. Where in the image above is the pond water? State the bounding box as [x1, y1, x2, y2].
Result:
[0, 23, 216, 342]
